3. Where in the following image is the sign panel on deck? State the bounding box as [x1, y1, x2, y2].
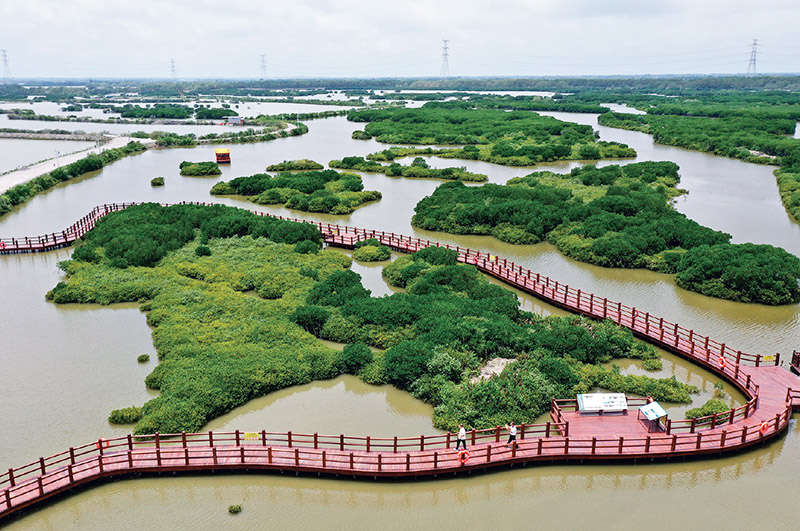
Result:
[577, 393, 627, 412]
[639, 402, 668, 421]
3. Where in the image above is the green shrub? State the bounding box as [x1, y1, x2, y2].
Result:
[339, 342, 373, 374]
[108, 406, 144, 424]
[179, 161, 221, 176]
[151, 177, 165, 186]
[137, 354, 150, 363]
[195, 245, 212, 257]
[353, 245, 390, 262]
[228, 505, 242, 514]
[685, 398, 730, 423]
[294, 240, 320, 254]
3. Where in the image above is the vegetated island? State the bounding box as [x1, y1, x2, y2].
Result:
[47, 203, 698, 434]
[412, 161, 800, 305]
[329, 155, 488, 182]
[211, 169, 381, 215]
[346, 103, 636, 166]
[554, 91, 800, 223]
[266, 159, 324, 171]
[179, 161, 221, 176]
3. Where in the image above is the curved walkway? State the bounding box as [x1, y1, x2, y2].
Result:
[0, 137, 154, 195]
[1, 202, 799, 521]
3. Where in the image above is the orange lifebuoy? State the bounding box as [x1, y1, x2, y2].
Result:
[96, 438, 110, 450]
[759, 421, 770, 435]
[457, 449, 470, 464]
[718, 356, 726, 368]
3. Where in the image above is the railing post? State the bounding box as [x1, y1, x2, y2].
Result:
[495, 426, 500, 443]
[393, 436, 398, 453]
[288, 431, 292, 448]
[512, 441, 517, 458]
[208, 431, 213, 447]
[446, 432, 451, 449]
[268, 447, 273, 464]
[213, 447, 218, 465]
[37, 477, 44, 496]
[671, 435, 677, 452]
[4, 487, 10, 509]
[314, 433, 318, 450]
[240, 446, 246, 464]
[128, 434, 133, 451]
[235, 430, 240, 446]
[7, 468, 14, 488]
[350, 453, 354, 470]
[406, 453, 411, 471]
[720, 431, 727, 448]
[261, 430, 267, 446]
[487, 445, 492, 462]
[645, 437, 651, 453]
[367, 436, 371, 453]
[67, 464, 74, 483]
[520, 423, 526, 440]
[39, 457, 46, 475]
[420, 435, 424, 451]
[591, 437, 597, 455]
[546, 422, 551, 438]
[471, 429, 476, 445]
[537, 439, 542, 455]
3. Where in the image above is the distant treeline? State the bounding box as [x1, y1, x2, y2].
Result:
[4, 76, 800, 101]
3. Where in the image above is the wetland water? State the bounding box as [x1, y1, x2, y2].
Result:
[1, 108, 800, 529]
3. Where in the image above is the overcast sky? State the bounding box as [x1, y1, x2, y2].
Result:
[2, 0, 799, 79]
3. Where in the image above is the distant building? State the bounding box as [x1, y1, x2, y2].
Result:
[227, 116, 244, 125]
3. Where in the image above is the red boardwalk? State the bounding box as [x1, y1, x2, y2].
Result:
[1, 202, 799, 521]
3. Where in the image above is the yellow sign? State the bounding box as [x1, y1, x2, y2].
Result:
[244, 432, 259, 441]
[762, 355, 775, 362]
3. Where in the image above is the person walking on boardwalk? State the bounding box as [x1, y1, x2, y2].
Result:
[455, 423, 467, 450]
[505, 422, 517, 447]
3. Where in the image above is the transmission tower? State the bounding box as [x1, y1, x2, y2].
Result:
[1, 50, 10, 80]
[260, 54, 267, 80]
[170, 59, 177, 82]
[747, 39, 758, 76]
[440, 39, 449, 77]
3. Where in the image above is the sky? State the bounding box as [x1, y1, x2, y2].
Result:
[1, 0, 799, 79]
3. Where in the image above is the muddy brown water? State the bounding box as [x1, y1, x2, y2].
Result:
[1, 109, 799, 529]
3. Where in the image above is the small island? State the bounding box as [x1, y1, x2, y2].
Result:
[211, 169, 381, 214]
[179, 161, 222, 176]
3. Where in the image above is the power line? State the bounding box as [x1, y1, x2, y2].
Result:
[260, 54, 267, 80]
[1, 49, 10, 80]
[440, 39, 449, 77]
[747, 39, 758, 76]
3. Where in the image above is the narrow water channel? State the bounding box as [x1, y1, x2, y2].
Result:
[2, 108, 799, 529]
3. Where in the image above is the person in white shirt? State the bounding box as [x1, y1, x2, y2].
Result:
[506, 422, 517, 446]
[456, 423, 467, 450]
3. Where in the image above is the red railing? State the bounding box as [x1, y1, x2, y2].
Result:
[2, 404, 794, 519]
[0, 202, 781, 376]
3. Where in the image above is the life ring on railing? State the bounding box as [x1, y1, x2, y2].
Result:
[457, 449, 470, 464]
[759, 421, 770, 435]
[718, 356, 726, 368]
[0, 241, 5, 249]
[96, 438, 110, 449]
